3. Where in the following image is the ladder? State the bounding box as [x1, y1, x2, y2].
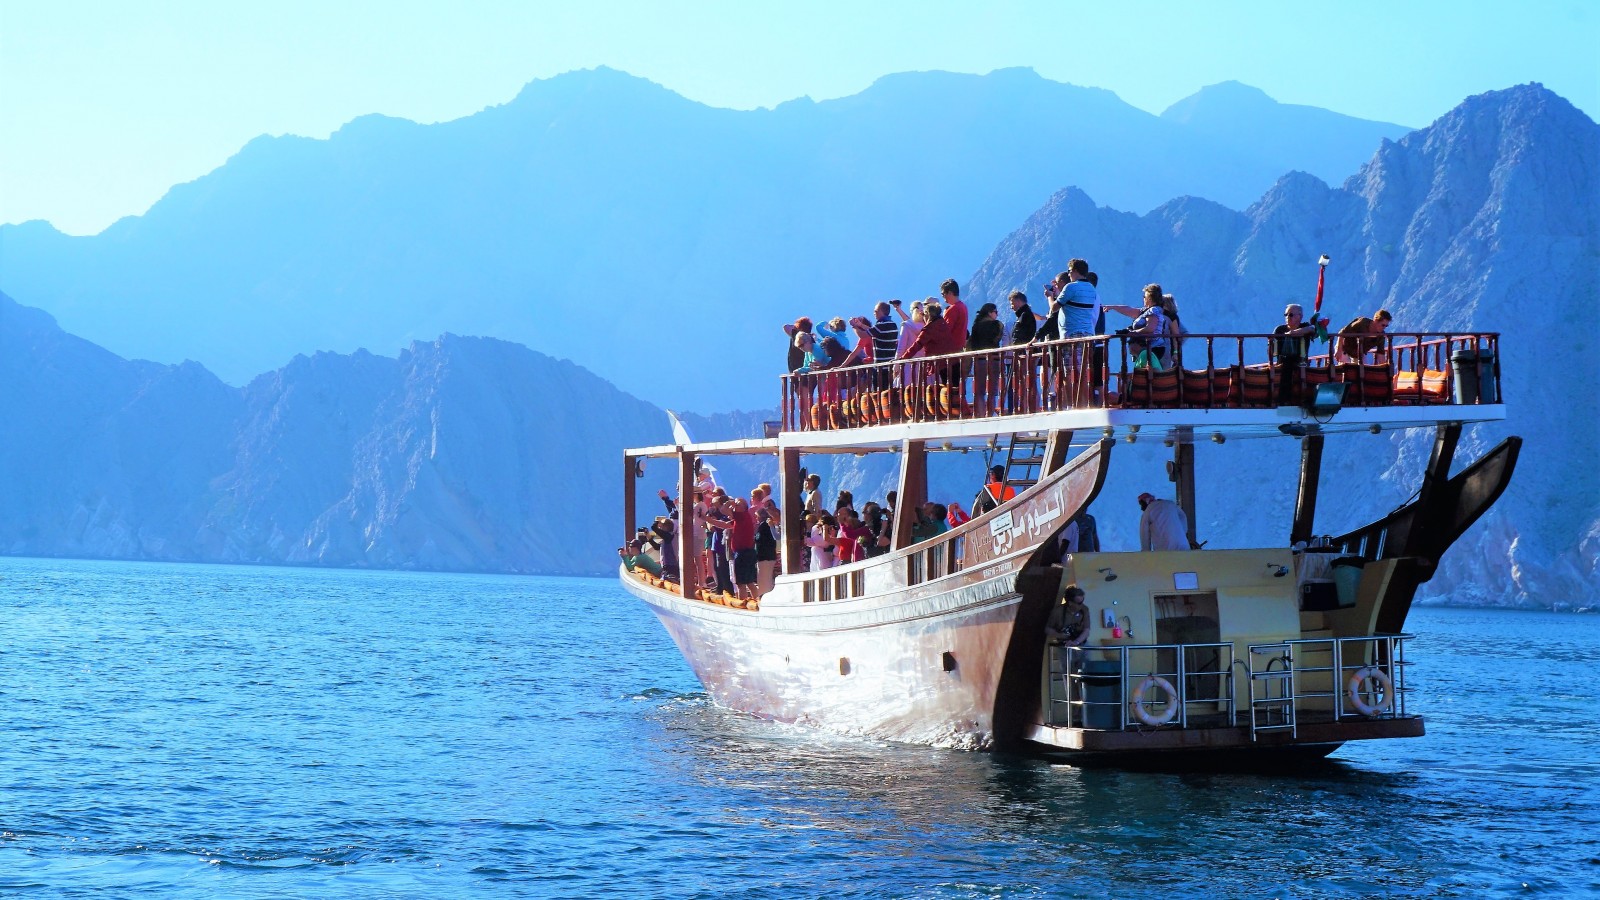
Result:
[1247, 642, 1298, 740]
[1002, 432, 1051, 495]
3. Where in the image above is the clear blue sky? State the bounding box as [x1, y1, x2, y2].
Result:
[3, 0, 1596, 235]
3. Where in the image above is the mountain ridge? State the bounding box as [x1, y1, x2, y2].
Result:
[0, 67, 1409, 407]
[966, 82, 1599, 607]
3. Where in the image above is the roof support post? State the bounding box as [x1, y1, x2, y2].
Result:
[1041, 429, 1075, 477]
[891, 439, 928, 551]
[779, 446, 804, 575]
[677, 448, 699, 601]
[1173, 436, 1198, 549]
[1291, 434, 1325, 547]
[623, 453, 637, 545]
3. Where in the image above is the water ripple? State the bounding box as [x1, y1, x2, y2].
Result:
[1, 558, 1597, 898]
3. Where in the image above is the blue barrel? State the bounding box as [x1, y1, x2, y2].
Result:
[1450, 349, 1498, 404]
[1081, 659, 1123, 729]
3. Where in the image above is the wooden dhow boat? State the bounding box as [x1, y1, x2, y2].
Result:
[619, 331, 1518, 763]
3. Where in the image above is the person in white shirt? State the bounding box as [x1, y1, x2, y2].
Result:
[1138, 491, 1192, 551]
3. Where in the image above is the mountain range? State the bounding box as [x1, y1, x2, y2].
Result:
[0, 68, 1405, 408]
[1, 75, 1594, 607]
[0, 292, 669, 573]
[963, 83, 1599, 607]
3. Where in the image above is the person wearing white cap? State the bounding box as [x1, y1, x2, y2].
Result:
[1138, 491, 1191, 551]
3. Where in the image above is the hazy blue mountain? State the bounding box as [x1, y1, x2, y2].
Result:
[966, 84, 1600, 608]
[0, 291, 671, 574]
[0, 68, 1403, 410]
[1161, 81, 1411, 188]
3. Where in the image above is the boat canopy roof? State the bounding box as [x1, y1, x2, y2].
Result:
[623, 401, 1503, 458]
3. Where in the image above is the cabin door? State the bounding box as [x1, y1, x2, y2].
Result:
[1154, 592, 1222, 702]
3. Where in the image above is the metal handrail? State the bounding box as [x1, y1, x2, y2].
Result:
[1051, 634, 1414, 731]
[1055, 642, 1236, 730]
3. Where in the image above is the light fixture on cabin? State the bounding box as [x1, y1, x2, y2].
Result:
[1098, 567, 1118, 582]
[1266, 563, 1289, 578]
[941, 441, 953, 451]
[1211, 432, 1226, 444]
[1278, 423, 1309, 437]
[634, 458, 646, 477]
[1163, 437, 1175, 448]
[987, 437, 999, 450]
[1369, 424, 1383, 434]
[1103, 427, 1115, 438]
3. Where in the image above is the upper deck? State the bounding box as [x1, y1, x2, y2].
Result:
[764, 330, 1504, 451]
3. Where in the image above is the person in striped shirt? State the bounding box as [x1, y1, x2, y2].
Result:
[868, 302, 900, 363]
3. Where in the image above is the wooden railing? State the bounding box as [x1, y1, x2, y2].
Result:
[779, 332, 1501, 432]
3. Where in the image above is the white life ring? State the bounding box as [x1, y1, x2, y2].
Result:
[1346, 666, 1395, 716]
[1130, 675, 1180, 726]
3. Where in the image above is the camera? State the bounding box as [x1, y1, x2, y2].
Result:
[890, 299, 902, 306]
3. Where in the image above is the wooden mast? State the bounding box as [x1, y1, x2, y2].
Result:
[1291, 434, 1325, 546]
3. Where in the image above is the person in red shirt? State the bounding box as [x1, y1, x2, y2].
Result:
[722, 497, 760, 604]
[941, 279, 969, 347]
[946, 501, 972, 528]
[834, 508, 874, 565]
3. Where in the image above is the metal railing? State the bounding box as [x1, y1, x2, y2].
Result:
[779, 332, 1501, 432]
[1049, 634, 1414, 734]
[1052, 642, 1237, 730]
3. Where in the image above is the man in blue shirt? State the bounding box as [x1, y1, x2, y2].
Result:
[1048, 259, 1100, 339]
[1033, 258, 1100, 406]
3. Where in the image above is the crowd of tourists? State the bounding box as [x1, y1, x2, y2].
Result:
[620, 458, 1120, 594]
[780, 262, 1398, 422]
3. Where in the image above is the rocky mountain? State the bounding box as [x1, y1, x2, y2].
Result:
[965, 84, 1600, 608]
[0, 291, 670, 574]
[0, 68, 1404, 409]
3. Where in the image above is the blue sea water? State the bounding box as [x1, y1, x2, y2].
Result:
[1, 557, 1597, 899]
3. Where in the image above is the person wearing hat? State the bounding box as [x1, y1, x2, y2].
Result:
[1138, 491, 1191, 551]
[1045, 585, 1093, 675]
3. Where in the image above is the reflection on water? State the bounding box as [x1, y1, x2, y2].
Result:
[1, 558, 1596, 899]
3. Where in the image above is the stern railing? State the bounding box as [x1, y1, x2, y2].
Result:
[1051, 634, 1414, 734]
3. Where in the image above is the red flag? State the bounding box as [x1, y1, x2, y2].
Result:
[1314, 262, 1326, 315]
